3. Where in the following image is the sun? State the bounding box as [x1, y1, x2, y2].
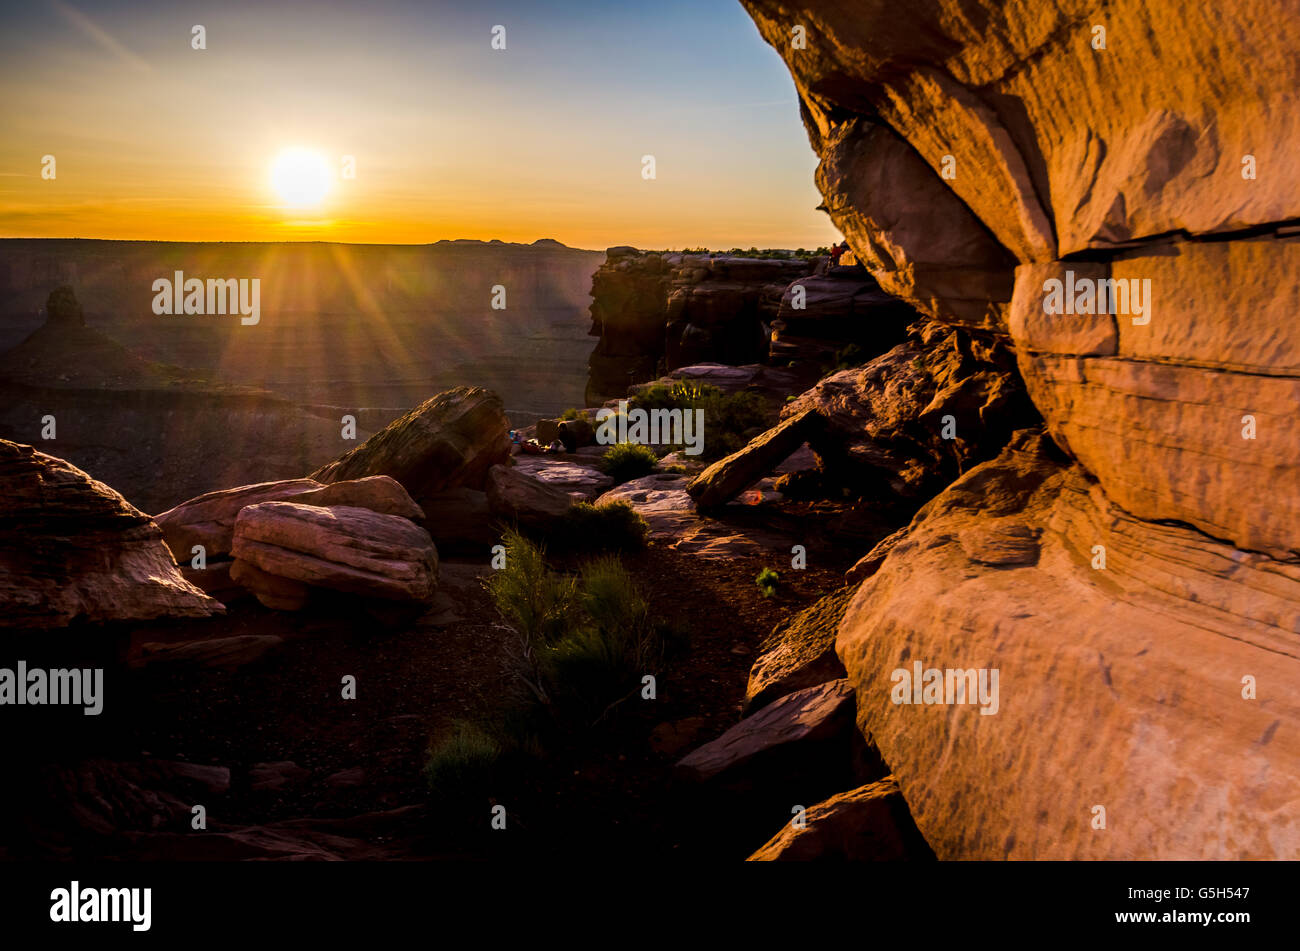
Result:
[270, 148, 332, 209]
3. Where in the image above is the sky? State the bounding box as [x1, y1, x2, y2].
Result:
[0, 0, 839, 250]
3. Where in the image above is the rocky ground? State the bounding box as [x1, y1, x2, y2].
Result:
[1, 390, 872, 860]
[3, 548, 855, 862]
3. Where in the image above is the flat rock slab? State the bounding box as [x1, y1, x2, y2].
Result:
[596, 474, 792, 560]
[249, 761, 312, 792]
[510, 455, 614, 500]
[688, 409, 821, 508]
[745, 587, 853, 714]
[748, 776, 933, 861]
[676, 679, 856, 783]
[291, 476, 424, 521]
[155, 478, 324, 560]
[156, 475, 422, 562]
[629, 362, 814, 404]
[132, 634, 285, 670]
[232, 501, 438, 604]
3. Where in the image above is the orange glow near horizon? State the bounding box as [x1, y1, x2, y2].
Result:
[0, 3, 841, 251]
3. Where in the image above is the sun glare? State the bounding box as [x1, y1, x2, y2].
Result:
[270, 148, 332, 209]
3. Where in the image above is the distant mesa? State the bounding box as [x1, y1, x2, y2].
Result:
[0, 284, 193, 390]
[45, 284, 84, 327]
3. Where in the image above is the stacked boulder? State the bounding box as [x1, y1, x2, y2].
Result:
[156, 474, 436, 615]
[155, 385, 581, 613]
[156, 386, 516, 614]
[769, 268, 916, 366]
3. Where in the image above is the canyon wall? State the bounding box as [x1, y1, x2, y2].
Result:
[742, 0, 1300, 858]
[586, 248, 816, 403]
[585, 248, 919, 403]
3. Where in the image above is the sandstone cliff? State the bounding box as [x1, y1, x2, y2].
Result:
[742, 0, 1300, 858]
[586, 248, 815, 403]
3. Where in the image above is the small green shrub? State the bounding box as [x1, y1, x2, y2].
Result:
[549, 501, 649, 553]
[486, 533, 664, 727]
[832, 343, 867, 371]
[423, 720, 503, 802]
[599, 442, 659, 483]
[559, 407, 583, 421]
[629, 381, 768, 462]
[485, 529, 578, 648]
[755, 566, 781, 598]
[543, 558, 657, 723]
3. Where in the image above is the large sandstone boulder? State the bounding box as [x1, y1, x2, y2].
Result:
[230, 501, 438, 607]
[741, 0, 1300, 862]
[310, 386, 510, 502]
[0, 440, 221, 629]
[741, 0, 1298, 325]
[156, 475, 424, 561]
[839, 433, 1300, 859]
[1011, 242, 1300, 560]
[484, 464, 575, 529]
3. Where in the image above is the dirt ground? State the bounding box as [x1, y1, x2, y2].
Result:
[2, 536, 857, 862]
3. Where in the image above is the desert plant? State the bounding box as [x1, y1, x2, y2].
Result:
[484, 530, 580, 705]
[559, 407, 584, 421]
[542, 557, 658, 723]
[486, 532, 664, 728]
[755, 566, 781, 599]
[832, 343, 867, 371]
[549, 501, 650, 553]
[423, 720, 504, 803]
[629, 381, 768, 461]
[598, 442, 659, 483]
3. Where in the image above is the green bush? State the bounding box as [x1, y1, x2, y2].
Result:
[831, 343, 867, 371]
[542, 557, 657, 723]
[485, 533, 663, 727]
[755, 566, 781, 599]
[423, 720, 504, 803]
[484, 529, 578, 649]
[629, 381, 768, 462]
[549, 501, 650, 553]
[598, 442, 659, 483]
[559, 407, 584, 421]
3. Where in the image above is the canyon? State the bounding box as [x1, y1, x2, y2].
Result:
[1, 0, 1297, 864]
[0, 239, 602, 511]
